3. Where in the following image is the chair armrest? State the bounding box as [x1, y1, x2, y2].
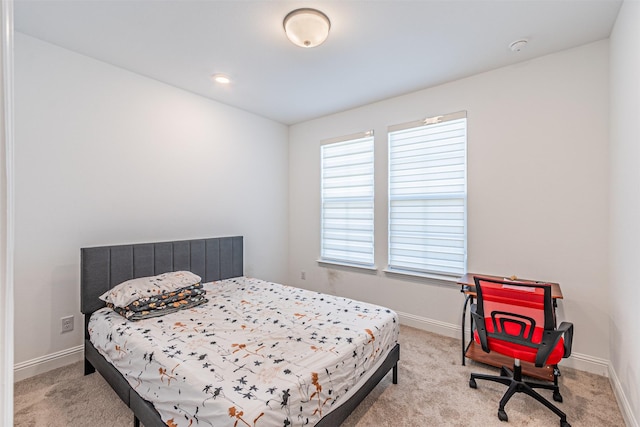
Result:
[534, 321, 574, 367]
[557, 321, 573, 358]
[470, 304, 490, 353]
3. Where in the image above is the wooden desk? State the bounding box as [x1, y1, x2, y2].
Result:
[458, 273, 563, 382]
[457, 273, 563, 299]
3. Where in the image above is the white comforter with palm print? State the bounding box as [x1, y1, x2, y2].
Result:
[89, 276, 399, 427]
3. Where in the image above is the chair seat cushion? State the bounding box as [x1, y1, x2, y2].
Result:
[474, 326, 565, 365]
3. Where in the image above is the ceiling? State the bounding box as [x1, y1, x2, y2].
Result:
[14, 0, 622, 125]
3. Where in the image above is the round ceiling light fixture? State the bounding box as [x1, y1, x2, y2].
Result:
[283, 8, 331, 48]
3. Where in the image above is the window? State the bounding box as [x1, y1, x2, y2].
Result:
[320, 131, 375, 267]
[388, 111, 467, 277]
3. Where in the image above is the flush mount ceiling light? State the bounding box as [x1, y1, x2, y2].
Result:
[283, 8, 331, 48]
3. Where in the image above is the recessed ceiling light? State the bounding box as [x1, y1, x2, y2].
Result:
[211, 74, 231, 84]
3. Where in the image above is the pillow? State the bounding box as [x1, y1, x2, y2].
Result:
[99, 271, 201, 308]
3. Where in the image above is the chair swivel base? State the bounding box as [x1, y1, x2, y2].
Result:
[469, 365, 570, 427]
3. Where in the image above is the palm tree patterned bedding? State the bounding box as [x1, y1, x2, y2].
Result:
[89, 276, 399, 427]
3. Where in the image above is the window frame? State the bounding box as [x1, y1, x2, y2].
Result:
[319, 130, 376, 269]
[387, 111, 467, 279]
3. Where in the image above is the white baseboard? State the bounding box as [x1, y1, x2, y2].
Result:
[14, 345, 84, 382]
[397, 310, 460, 339]
[560, 351, 609, 377]
[608, 362, 639, 427]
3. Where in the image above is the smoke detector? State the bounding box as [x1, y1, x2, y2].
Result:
[509, 39, 528, 52]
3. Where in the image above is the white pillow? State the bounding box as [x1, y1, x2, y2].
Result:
[99, 271, 202, 308]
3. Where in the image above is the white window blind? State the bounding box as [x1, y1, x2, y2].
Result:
[320, 131, 374, 267]
[388, 111, 467, 277]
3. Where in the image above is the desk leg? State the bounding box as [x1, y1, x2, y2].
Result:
[461, 294, 473, 366]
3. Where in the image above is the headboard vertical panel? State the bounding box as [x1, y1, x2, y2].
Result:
[205, 239, 221, 281]
[232, 237, 244, 270]
[81, 236, 243, 316]
[189, 240, 206, 280]
[133, 244, 155, 278]
[81, 246, 110, 314]
[154, 242, 173, 275]
[172, 241, 191, 272]
[232, 237, 243, 277]
[219, 238, 233, 279]
[219, 236, 243, 280]
[110, 246, 135, 287]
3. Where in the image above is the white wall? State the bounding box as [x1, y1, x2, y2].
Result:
[289, 41, 610, 372]
[609, 1, 640, 425]
[13, 33, 289, 373]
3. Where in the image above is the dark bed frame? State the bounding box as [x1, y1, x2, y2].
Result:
[81, 236, 399, 427]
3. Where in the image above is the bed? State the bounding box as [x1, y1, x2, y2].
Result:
[81, 236, 400, 427]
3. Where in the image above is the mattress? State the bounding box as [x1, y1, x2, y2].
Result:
[89, 277, 399, 427]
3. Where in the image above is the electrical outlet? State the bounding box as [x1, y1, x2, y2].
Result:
[61, 315, 74, 333]
[300, 271, 306, 280]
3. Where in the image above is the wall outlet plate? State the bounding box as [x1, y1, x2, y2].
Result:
[61, 315, 74, 333]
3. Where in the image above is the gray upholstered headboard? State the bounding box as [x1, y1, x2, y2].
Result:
[81, 236, 243, 315]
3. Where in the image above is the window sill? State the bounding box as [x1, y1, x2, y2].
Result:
[383, 267, 460, 286]
[317, 259, 378, 274]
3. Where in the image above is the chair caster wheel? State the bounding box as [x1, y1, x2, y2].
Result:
[560, 421, 571, 427]
[469, 378, 477, 389]
[498, 409, 508, 422]
[553, 391, 563, 402]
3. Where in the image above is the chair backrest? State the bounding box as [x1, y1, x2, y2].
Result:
[473, 276, 555, 346]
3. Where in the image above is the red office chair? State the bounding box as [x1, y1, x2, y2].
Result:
[469, 276, 574, 427]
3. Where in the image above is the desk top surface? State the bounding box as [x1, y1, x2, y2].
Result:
[457, 272, 563, 299]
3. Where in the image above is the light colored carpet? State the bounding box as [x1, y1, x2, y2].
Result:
[14, 325, 625, 426]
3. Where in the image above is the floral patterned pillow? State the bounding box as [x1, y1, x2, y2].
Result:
[99, 271, 201, 308]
